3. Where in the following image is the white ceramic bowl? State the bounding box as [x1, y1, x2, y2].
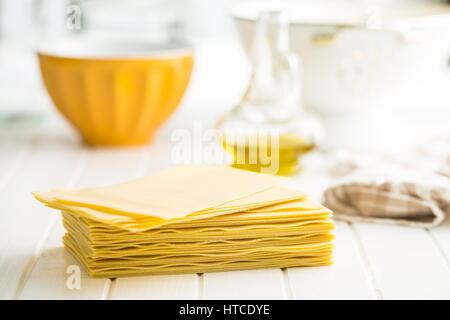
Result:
[232, 0, 450, 114]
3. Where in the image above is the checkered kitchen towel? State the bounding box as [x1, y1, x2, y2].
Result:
[323, 138, 450, 228]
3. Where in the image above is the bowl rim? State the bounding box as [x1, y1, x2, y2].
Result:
[37, 35, 194, 60]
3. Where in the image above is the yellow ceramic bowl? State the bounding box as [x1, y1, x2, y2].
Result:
[38, 39, 194, 145]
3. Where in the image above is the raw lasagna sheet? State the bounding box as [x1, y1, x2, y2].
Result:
[34, 165, 285, 219]
[33, 164, 335, 278]
[38, 186, 307, 231]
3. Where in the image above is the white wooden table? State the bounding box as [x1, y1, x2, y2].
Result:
[0, 43, 449, 300]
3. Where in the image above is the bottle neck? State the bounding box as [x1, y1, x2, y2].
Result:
[252, 11, 290, 63]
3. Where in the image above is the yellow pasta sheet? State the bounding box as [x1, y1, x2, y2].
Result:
[33, 164, 335, 278]
[34, 165, 285, 218]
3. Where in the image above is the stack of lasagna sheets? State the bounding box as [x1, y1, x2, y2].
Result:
[33, 165, 334, 278]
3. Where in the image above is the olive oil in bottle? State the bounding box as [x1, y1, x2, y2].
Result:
[222, 133, 315, 176]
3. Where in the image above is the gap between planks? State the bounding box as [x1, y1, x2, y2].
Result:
[196, 274, 204, 300]
[103, 279, 115, 300]
[280, 268, 293, 299]
[348, 222, 384, 300]
[426, 229, 450, 270]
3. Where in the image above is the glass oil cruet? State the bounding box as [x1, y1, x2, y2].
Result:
[217, 11, 324, 176]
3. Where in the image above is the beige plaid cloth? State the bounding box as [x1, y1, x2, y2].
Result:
[323, 138, 450, 228]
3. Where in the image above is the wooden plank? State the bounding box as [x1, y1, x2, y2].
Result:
[18, 147, 146, 299]
[287, 221, 377, 299]
[19, 215, 109, 299]
[111, 274, 199, 300]
[202, 269, 285, 300]
[0, 121, 87, 299]
[353, 222, 450, 299]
